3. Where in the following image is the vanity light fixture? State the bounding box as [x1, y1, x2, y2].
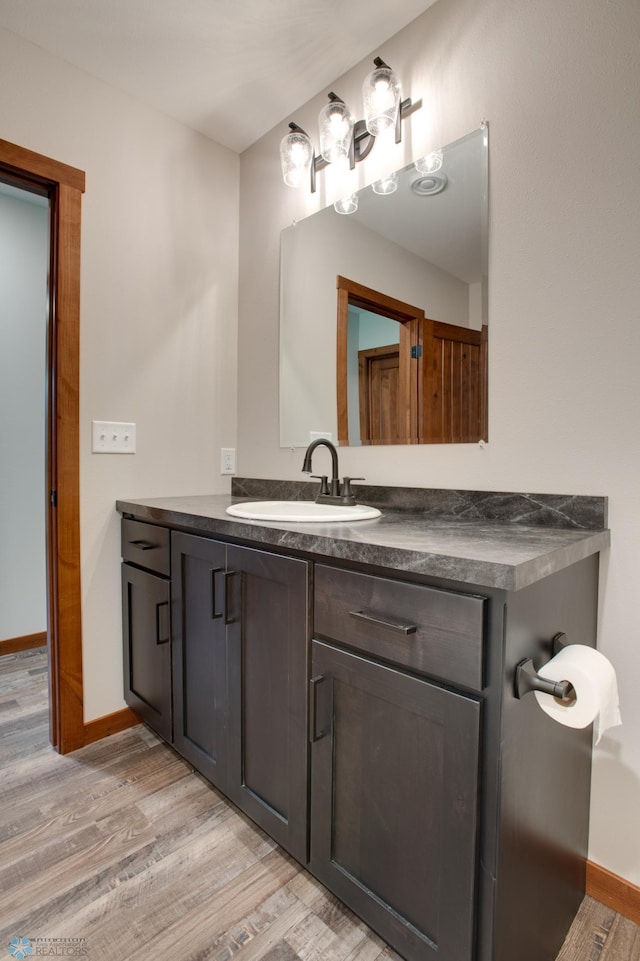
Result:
[415, 148, 443, 174]
[319, 93, 354, 163]
[280, 56, 418, 193]
[372, 171, 398, 195]
[333, 193, 359, 215]
[362, 57, 402, 137]
[279, 123, 314, 188]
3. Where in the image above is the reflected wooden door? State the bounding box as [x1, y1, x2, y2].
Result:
[358, 344, 401, 444]
[420, 320, 488, 443]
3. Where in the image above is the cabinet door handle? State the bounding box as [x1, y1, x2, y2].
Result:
[223, 571, 238, 625]
[348, 609, 417, 635]
[309, 675, 332, 742]
[129, 539, 155, 551]
[156, 601, 170, 644]
[210, 567, 223, 619]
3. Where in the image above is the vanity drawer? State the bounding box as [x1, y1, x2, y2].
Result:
[121, 519, 170, 576]
[314, 564, 485, 691]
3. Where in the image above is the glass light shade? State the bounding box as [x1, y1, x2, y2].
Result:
[362, 65, 401, 137]
[372, 172, 398, 195]
[319, 100, 354, 163]
[415, 149, 443, 174]
[280, 129, 313, 188]
[334, 193, 358, 215]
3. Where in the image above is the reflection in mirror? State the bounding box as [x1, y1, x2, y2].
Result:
[348, 307, 402, 445]
[280, 124, 488, 447]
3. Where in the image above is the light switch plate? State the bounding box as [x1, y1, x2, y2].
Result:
[92, 421, 136, 454]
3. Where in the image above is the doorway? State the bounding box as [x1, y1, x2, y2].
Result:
[0, 138, 85, 754]
[358, 342, 402, 445]
[0, 182, 49, 657]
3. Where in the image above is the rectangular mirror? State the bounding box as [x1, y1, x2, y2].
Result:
[280, 124, 488, 447]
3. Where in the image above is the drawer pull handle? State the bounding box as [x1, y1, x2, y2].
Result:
[210, 568, 223, 619]
[349, 609, 417, 635]
[129, 539, 155, 551]
[224, 571, 238, 625]
[156, 601, 170, 644]
[309, 675, 332, 742]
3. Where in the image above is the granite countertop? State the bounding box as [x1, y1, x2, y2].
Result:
[116, 491, 610, 592]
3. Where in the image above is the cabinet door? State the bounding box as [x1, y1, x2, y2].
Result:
[122, 564, 171, 742]
[171, 532, 228, 792]
[310, 640, 481, 961]
[226, 546, 309, 863]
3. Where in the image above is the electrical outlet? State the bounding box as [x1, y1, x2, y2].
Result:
[92, 421, 136, 453]
[310, 431, 333, 442]
[221, 448, 236, 474]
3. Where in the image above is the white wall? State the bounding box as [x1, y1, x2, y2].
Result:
[0, 26, 239, 722]
[238, 0, 640, 886]
[0, 189, 48, 640]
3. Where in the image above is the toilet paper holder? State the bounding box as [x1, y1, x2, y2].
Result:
[514, 632, 575, 701]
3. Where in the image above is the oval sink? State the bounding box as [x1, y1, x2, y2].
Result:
[226, 501, 381, 523]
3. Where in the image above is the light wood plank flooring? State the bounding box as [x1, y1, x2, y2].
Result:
[1, 649, 639, 961]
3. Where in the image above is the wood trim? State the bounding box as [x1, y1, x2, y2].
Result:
[336, 285, 350, 445]
[480, 324, 488, 442]
[0, 632, 47, 656]
[50, 182, 84, 754]
[0, 138, 85, 192]
[84, 707, 141, 746]
[0, 139, 86, 755]
[336, 275, 424, 324]
[586, 861, 640, 926]
[432, 320, 483, 345]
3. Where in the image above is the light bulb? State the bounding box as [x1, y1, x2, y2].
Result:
[334, 193, 358, 215]
[372, 172, 398, 195]
[280, 128, 313, 188]
[415, 149, 443, 174]
[362, 64, 401, 137]
[319, 98, 354, 164]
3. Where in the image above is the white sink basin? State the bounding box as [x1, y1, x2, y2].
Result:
[226, 501, 381, 523]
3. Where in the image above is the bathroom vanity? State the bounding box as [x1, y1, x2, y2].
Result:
[117, 483, 609, 961]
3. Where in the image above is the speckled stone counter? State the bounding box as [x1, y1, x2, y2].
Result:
[116, 487, 609, 592]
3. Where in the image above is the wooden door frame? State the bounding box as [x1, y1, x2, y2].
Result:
[0, 138, 86, 754]
[336, 276, 423, 445]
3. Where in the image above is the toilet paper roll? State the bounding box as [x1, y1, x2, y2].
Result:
[534, 645, 621, 744]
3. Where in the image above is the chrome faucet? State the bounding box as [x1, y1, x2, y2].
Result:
[301, 439, 362, 506]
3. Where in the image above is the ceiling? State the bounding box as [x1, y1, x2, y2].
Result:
[0, 0, 438, 153]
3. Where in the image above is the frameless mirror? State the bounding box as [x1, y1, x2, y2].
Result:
[279, 124, 488, 447]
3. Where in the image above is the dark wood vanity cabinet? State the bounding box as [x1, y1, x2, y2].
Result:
[170, 532, 228, 790]
[121, 520, 172, 742]
[171, 531, 310, 863]
[310, 640, 481, 961]
[224, 543, 309, 861]
[311, 565, 485, 961]
[121, 510, 601, 961]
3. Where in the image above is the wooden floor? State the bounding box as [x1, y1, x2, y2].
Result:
[1, 649, 639, 961]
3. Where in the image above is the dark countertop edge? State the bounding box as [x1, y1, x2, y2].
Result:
[116, 497, 610, 593]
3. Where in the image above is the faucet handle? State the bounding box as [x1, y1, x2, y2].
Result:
[341, 477, 364, 499]
[311, 475, 330, 495]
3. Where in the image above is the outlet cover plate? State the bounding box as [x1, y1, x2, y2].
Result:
[221, 448, 236, 474]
